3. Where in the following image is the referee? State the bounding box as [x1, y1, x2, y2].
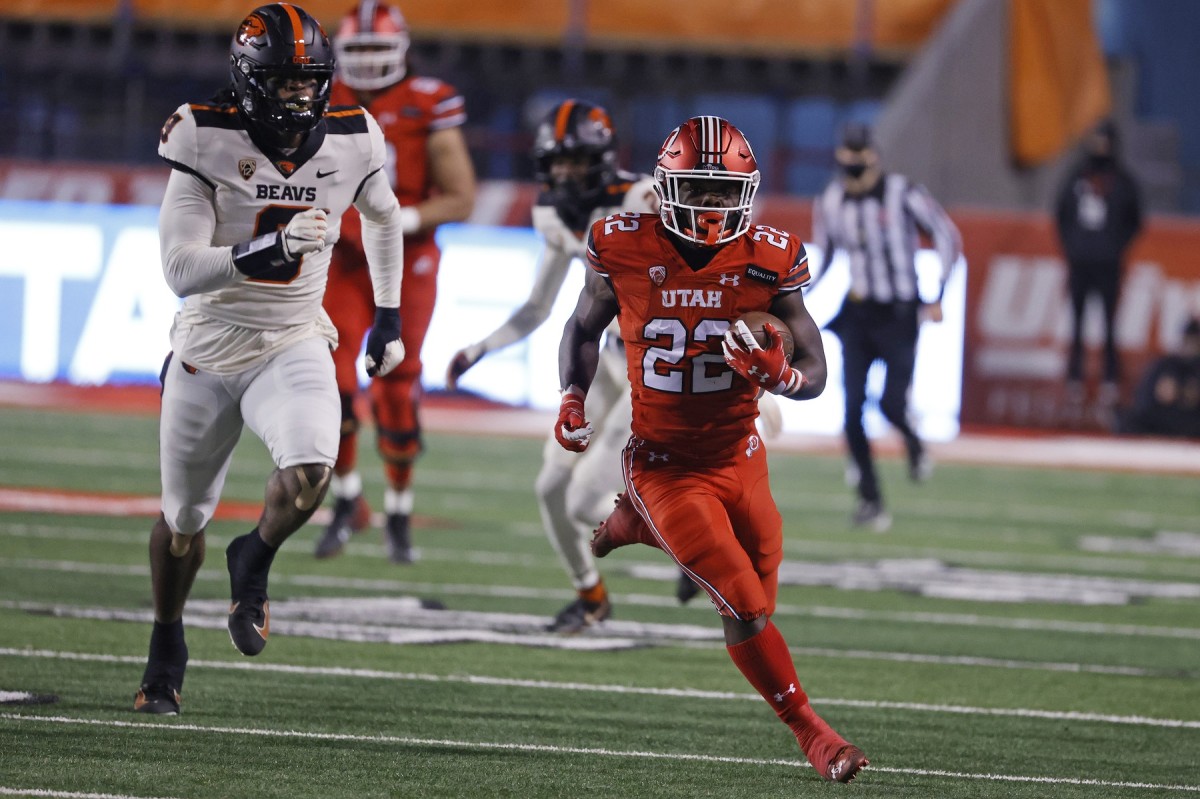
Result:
[811, 123, 962, 531]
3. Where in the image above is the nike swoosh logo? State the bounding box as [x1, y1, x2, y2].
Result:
[316, 169, 338, 178]
[255, 600, 270, 639]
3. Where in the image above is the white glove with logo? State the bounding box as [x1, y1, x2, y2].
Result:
[281, 208, 328, 261]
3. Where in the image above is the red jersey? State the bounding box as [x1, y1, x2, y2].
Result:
[586, 213, 810, 456]
[330, 74, 466, 249]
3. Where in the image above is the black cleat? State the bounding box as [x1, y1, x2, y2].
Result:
[906, 438, 933, 483]
[226, 534, 270, 656]
[133, 683, 181, 715]
[314, 494, 371, 559]
[547, 596, 612, 634]
[385, 512, 414, 564]
[851, 498, 892, 533]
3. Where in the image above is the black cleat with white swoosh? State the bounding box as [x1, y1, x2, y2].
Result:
[226, 533, 271, 656]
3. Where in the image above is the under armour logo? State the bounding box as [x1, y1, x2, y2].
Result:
[773, 682, 796, 703]
[747, 366, 771, 384]
[719, 273, 740, 286]
[745, 435, 760, 459]
[647, 451, 670, 463]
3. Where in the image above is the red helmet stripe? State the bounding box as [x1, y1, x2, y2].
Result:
[554, 100, 577, 143]
[280, 2, 306, 58]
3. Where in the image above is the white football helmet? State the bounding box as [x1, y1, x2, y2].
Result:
[654, 115, 761, 246]
[335, 1, 410, 91]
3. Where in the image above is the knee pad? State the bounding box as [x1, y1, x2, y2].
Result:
[377, 425, 422, 466]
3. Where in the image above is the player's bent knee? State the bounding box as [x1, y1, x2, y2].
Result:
[169, 531, 194, 557]
[534, 463, 572, 503]
[293, 464, 332, 511]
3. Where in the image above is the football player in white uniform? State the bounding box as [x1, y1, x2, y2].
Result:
[134, 2, 405, 715]
[446, 100, 660, 632]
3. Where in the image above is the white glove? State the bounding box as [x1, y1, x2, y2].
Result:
[281, 208, 328, 260]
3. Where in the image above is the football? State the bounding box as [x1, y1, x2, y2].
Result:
[735, 311, 795, 360]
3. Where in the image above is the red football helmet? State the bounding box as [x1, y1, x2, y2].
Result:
[654, 116, 761, 246]
[335, 1, 410, 90]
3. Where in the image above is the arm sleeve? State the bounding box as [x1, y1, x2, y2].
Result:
[475, 244, 574, 355]
[809, 184, 836, 288]
[906, 182, 963, 298]
[158, 168, 240, 297]
[355, 168, 404, 309]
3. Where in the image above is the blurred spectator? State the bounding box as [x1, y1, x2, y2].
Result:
[1118, 317, 1200, 438]
[1054, 119, 1143, 423]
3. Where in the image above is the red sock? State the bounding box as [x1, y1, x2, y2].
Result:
[726, 621, 844, 757]
[335, 431, 358, 475]
[385, 463, 413, 491]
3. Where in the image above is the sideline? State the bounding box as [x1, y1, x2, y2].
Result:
[2, 380, 1197, 475]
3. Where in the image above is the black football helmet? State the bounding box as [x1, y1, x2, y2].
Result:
[532, 100, 619, 206]
[230, 3, 335, 138]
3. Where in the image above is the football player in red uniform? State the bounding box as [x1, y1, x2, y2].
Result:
[314, 1, 476, 563]
[558, 116, 869, 782]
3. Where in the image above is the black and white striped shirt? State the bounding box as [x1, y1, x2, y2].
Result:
[811, 172, 961, 303]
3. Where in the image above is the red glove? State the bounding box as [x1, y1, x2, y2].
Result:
[722, 321, 807, 396]
[554, 386, 594, 452]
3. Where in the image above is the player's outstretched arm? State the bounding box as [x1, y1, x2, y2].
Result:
[446, 247, 574, 390]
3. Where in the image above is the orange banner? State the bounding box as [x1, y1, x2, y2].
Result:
[1, 0, 955, 51]
[1008, 0, 1111, 166]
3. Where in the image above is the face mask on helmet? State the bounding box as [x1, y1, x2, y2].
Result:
[654, 116, 760, 246]
[230, 4, 335, 138]
[532, 100, 618, 203]
[335, 2, 410, 90]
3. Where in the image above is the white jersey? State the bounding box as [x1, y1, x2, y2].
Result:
[474, 172, 658, 356]
[532, 174, 658, 261]
[158, 100, 395, 372]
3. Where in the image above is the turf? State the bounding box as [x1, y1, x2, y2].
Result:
[0, 403, 1197, 798]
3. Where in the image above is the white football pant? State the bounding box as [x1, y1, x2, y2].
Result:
[159, 337, 339, 535]
[536, 341, 631, 591]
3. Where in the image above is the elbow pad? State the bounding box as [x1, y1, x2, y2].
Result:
[231, 231, 295, 278]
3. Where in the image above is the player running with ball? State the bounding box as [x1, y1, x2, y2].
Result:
[556, 115, 869, 783]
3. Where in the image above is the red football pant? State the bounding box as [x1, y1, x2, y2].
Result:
[325, 237, 440, 489]
[620, 435, 784, 620]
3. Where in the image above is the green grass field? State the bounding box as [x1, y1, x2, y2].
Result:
[1, 400, 1198, 798]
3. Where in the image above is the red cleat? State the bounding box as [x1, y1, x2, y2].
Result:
[590, 492, 659, 557]
[821, 744, 869, 783]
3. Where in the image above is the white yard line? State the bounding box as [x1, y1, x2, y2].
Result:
[0, 789, 179, 799]
[3, 556, 1199, 643]
[2, 647, 1198, 731]
[1, 714, 1197, 793]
